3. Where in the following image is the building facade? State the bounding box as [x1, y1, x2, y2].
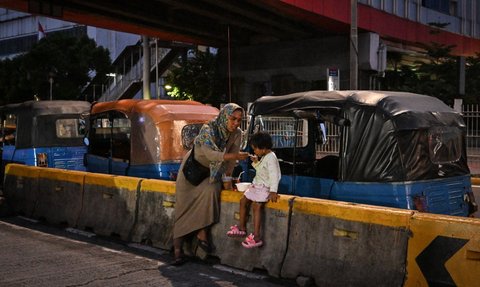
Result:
[0, 1, 479, 105]
[221, 0, 480, 106]
[0, 9, 139, 61]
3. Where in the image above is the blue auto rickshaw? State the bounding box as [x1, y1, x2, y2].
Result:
[0, 100, 91, 173]
[243, 90, 477, 216]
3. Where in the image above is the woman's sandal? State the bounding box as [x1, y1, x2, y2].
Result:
[226, 225, 247, 237]
[196, 238, 213, 253]
[171, 256, 187, 266]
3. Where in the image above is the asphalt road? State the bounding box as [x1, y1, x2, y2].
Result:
[0, 216, 293, 287]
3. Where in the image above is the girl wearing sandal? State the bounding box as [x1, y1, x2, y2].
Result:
[172, 103, 249, 266]
[226, 132, 281, 248]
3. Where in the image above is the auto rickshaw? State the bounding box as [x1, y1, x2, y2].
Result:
[0, 100, 91, 172]
[243, 90, 477, 216]
[84, 99, 219, 180]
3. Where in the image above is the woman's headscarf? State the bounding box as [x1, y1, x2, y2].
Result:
[195, 103, 244, 182]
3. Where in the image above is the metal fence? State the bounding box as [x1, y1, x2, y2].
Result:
[463, 104, 480, 174]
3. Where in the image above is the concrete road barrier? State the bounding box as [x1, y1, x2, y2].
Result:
[471, 177, 480, 185]
[281, 197, 412, 286]
[5, 165, 480, 286]
[3, 164, 40, 217]
[33, 168, 85, 226]
[211, 190, 293, 278]
[130, 179, 176, 250]
[405, 213, 480, 286]
[77, 173, 140, 241]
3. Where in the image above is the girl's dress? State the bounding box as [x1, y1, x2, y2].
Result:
[244, 151, 281, 202]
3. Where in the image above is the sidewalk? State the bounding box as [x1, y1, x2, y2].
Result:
[0, 217, 290, 287]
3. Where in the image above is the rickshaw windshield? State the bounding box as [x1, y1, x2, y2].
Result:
[89, 111, 131, 161]
[56, 118, 86, 138]
[1, 114, 16, 145]
[428, 126, 463, 164]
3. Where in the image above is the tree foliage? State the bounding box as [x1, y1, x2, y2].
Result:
[165, 48, 224, 106]
[382, 43, 480, 104]
[465, 53, 480, 102]
[0, 33, 111, 104]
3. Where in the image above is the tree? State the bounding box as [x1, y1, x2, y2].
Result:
[465, 53, 480, 103]
[0, 33, 112, 104]
[165, 48, 224, 106]
[412, 43, 458, 104]
[382, 43, 463, 105]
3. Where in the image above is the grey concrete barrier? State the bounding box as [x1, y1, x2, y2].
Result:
[211, 190, 293, 278]
[7, 164, 478, 286]
[77, 173, 140, 241]
[33, 168, 85, 226]
[280, 197, 412, 286]
[3, 164, 40, 217]
[130, 179, 176, 250]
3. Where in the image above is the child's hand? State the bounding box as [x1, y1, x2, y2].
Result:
[268, 192, 279, 203]
[250, 154, 258, 163]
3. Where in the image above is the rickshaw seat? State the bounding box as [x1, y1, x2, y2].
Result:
[315, 155, 339, 179]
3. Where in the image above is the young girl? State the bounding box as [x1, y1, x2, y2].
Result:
[226, 131, 281, 248]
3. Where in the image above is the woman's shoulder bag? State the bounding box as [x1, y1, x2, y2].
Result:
[183, 146, 210, 186]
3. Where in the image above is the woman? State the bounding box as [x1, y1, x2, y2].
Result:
[172, 103, 249, 265]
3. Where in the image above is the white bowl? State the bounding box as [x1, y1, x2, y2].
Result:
[235, 182, 251, 192]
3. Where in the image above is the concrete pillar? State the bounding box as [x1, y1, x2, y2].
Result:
[155, 39, 159, 100]
[142, 35, 151, 100]
[454, 98, 463, 113]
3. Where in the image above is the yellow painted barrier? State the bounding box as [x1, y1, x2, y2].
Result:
[33, 168, 85, 226]
[404, 213, 480, 286]
[77, 173, 140, 241]
[281, 197, 412, 286]
[211, 190, 294, 277]
[3, 164, 40, 217]
[4, 164, 480, 286]
[471, 177, 480, 185]
[131, 179, 176, 250]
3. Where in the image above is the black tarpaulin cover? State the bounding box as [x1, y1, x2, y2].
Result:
[250, 91, 470, 182]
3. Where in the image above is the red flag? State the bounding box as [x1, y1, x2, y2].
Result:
[38, 22, 46, 40]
